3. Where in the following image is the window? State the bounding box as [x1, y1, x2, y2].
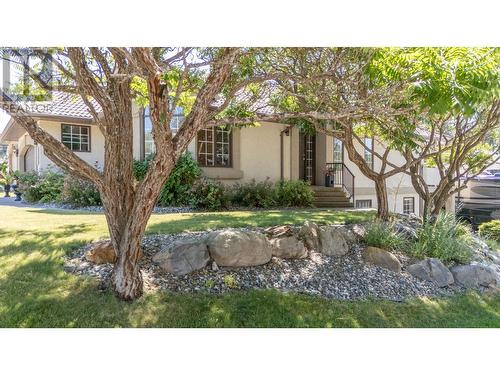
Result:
[61, 124, 90, 152]
[197, 126, 231, 167]
[403, 197, 415, 215]
[142, 106, 184, 158]
[363, 137, 373, 169]
[333, 138, 343, 163]
[356, 199, 372, 209]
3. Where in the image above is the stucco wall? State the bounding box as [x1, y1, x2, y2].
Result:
[34, 120, 105, 171]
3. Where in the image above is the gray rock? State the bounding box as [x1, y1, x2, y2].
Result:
[153, 240, 210, 276]
[318, 226, 349, 256]
[298, 221, 320, 250]
[211, 261, 219, 271]
[351, 224, 367, 240]
[407, 258, 454, 287]
[207, 229, 272, 267]
[270, 236, 307, 259]
[394, 223, 418, 241]
[450, 264, 497, 288]
[336, 226, 358, 245]
[362, 246, 402, 273]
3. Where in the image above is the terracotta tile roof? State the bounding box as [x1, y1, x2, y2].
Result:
[26, 92, 100, 120]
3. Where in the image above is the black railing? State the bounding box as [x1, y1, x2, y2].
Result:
[325, 162, 355, 203]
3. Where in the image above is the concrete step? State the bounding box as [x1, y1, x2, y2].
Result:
[313, 191, 349, 198]
[314, 196, 351, 203]
[314, 202, 354, 208]
[310, 186, 344, 192]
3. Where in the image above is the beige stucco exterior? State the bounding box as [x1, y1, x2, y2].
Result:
[1, 105, 455, 216]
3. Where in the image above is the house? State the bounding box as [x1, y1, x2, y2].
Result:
[1, 92, 446, 216]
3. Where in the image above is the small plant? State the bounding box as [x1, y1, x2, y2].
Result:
[410, 212, 474, 264]
[223, 274, 238, 289]
[363, 221, 409, 251]
[479, 220, 500, 243]
[204, 279, 215, 289]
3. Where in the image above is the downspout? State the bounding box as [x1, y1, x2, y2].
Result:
[280, 126, 291, 181]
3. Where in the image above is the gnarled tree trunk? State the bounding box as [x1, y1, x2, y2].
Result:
[374, 178, 389, 221]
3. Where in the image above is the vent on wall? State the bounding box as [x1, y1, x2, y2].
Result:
[356, 199, 372, 209]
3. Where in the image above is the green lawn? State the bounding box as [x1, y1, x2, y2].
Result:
[0, 206, 499, 328]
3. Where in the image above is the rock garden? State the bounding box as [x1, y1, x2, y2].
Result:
[65, 213, 500, 302]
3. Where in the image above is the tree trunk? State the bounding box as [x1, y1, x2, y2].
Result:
[112, 238, 144, 300]
[374, 178, 389, 220]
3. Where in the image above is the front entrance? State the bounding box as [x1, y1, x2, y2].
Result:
[299, 132, 316, 185]
[23, 145, 35, 172]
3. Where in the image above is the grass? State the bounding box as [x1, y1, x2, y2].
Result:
[0, 205, 499, 327]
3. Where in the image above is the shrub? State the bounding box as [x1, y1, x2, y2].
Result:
[479, 220, 500, 243]
[410, 212, 474, 264]
[133, 152, 202, 206]
[230, 179, 276, 208]
[190, 178, 229, 210]
[61, 176, 101, 207]
[274, 180, 314, 207]
[363, 221, 409, 251]
[158, 153, 202, 206]
[17, 170, 64, 203]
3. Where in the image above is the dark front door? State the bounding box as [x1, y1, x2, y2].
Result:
[299, 132, 316, 185]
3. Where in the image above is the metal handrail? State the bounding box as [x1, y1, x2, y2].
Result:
[325, 162, 355, 203]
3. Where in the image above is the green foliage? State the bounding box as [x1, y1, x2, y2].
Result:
[363, 221, 409, 251]
[479, 220, 500, 243]
[410, 212, 474, 264]
[61, 176, 101, 207]
[17, 170, 65, 203]
[133, 155, 153, 181]
[158, 153, 202, 206]
[223, 274, 238, 289]
[230, 179, 276, 208]
[190, 178, 230, 211]
[273, 180, 314, 207]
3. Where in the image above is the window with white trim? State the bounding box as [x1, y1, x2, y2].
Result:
[197, 126, 231, 167]
[333, 138, 343, 163]
[61, 124, 90, 152]
[403, 197, 415, 215]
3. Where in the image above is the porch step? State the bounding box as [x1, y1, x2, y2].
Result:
[310, 185, 353, 208]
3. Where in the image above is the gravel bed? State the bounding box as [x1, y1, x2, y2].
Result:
[64, 230, 467, 301]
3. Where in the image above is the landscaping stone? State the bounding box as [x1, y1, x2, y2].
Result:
[336, 226, 358, 244]
[207, 229, 272, 267]
[407, 258, 454, 287]
[270, 236, 307, 259]
[298, 221, 320, 250]
[351, 224, 367, 240]
[85, 240, 117, 264]
[264, 225, 295, 238]
[362, 246, 402, 273]
[318, 226, 349, 256]
[152, 239, 210, 276]
[394, 223, 418, 241]
[450, 264, 497, 288]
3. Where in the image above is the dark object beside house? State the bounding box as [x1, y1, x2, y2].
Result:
[456, 176, 500, 227]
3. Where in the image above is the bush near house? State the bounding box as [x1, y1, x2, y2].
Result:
[410, 212, 474, 264]
[17, 170, 65, 203]
[190, 178, 230, 210]
[479, 220, 500, 243]
[274, 180, 314, 207]
[60, 176, 101, 207]
[230, 179, 276, 208]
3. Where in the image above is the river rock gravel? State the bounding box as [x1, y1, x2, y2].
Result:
[65, 229, 468, 301]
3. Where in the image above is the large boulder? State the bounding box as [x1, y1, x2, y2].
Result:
[362, 246, 402, 273]
[298, 221, 320, 250]
[351, 224, 367, 241]
[407, 258, 454, 287]
[270, 236, 307, 259]
[207, 229, 272, 267]
[298, 221, 349, 256]
[394, 223, 418, 241]
[153, 239, 210, 276]
[318, 226, 349, 256]
[450, 264, 497, 288]
[85, 240, 117, 264]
